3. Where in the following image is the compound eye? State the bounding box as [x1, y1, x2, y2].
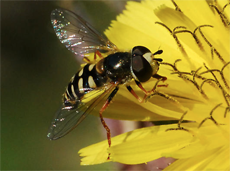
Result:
[132, 46, 151, 55]
[131, 46, 153, 82]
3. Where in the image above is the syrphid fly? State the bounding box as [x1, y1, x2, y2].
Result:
[47, 8, 167, 148]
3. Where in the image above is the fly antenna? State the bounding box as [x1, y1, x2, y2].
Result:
[153, 50, 163, 56]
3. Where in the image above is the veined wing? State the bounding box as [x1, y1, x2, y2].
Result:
[47, 83, 117, 140]
[51, 8, 117, 59]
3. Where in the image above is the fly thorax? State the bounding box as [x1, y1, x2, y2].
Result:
[103, 52, 132, 82]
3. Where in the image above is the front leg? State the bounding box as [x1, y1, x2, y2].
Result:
[99, 86, 119, 148]
[126, 76, 168, 103]
[83, 50, 103, 63]
[152, 74, 168, 87]
[152, 73, 167, 82]
[135, 75, 168, 95]
[126, 83, 157, 103]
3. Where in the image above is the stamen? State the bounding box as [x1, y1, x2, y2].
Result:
[198, 103, 222, 128]
[164, 59, 218, 98]
[173, 68, 207, 98]
[224, 106, 230, 118]
[163, 24, 226, 65]
[165, 59, 214, 86]
[173, 26, 187, 32]
[194, 25, 225, 64]
[174, 59, 182, 69]
[166, 111, 190, 132]
[155, 22, 187, 56]
[209, 4, 229, 27]
[192, 67, 208, 98]
[155, 22, 230, 113]
[161, 59, 181, 71]
[151, 91, 183, 108]
[200, 78, 217, 92]
[171, 71, 192, 76]
[222, 3, 230, 12]
[200, 68, 227, 86]
[220, 62, 230, 90]
[155, 22, 172, 33]
[171, 0, 182, 12]
[202, 63, 230, 106]
[193, 27, 206, 51]
[174, 28, 202, 51]
[192, 67, 202, 84]
[203, 63, 221, 88]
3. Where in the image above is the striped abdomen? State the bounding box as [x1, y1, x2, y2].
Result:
[63, 63, 108, 109]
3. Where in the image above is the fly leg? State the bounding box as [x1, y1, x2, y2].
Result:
[94, 50, 103, 60]
[126, 75, 167, 103]
[83, 50, 103, 63]
[136, 75, 168, 91]
[152, 74, 168, 87]
[99, 86, 119, 159]
[126, 85, 142, 102]
[126, 84, 151, 103]
[136, 73, 168, 93]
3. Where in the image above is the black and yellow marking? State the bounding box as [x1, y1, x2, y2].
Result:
[63, 64, 108, 108]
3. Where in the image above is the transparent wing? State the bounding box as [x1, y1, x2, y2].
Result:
[47, 83, 117, 140]
[51, 8, 117, 59]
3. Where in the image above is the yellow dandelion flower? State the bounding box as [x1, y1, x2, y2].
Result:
[79, 0, 230, 170]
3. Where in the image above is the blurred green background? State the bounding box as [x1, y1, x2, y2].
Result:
[1, 1, 131, 170]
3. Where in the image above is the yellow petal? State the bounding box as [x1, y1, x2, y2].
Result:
[79, 124, 195, 165]
[78, 0, 230, 169]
